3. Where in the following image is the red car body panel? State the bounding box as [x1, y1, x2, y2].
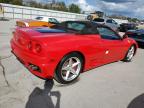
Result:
[10, 27, 138, 79]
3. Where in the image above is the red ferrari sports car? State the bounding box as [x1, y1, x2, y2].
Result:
[10, 21, 138, 84]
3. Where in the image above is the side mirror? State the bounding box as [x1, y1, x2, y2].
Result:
[123, 34, 128, 39]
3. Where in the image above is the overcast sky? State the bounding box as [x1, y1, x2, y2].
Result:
[35, 0, 144, 19]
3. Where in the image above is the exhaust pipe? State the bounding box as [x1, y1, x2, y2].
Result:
[29, 64, 41, 72]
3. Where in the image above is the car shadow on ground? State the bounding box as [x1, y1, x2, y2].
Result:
[138, 45, 144, 49]
[127, 93, 144, 108]
[25, 79, 61, 108]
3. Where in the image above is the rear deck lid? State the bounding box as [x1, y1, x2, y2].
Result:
[33, 27, 66, 33]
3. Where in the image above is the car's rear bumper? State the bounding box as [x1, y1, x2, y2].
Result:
[10, 39, 55, 79]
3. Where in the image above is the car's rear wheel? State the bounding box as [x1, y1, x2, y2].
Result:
[55, 53, 83, 84]
[123, 45, 135, 62]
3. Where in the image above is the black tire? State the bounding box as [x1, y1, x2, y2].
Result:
[122, 45, 136, 62]
[54, 53, 83, 84]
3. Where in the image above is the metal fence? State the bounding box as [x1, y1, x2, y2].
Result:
[0, 3, 87, 21]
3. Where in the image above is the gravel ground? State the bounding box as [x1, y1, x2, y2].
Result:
[0, 19, 144, 108]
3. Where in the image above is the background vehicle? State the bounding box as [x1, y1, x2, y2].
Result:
[112, 19, 129, 25]
[119, 23, 137, 32]
[126, 29, 144, 46]
[93, 18, 119, 31]
[35, 16, 59, 24]
[0, 4, 4, 14]
[87, 11, 104, 21]
[16, 17, 59, 27]
[11, 21, 137, 84]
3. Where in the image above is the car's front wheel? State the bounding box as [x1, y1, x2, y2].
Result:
[55, 53, 83, 84]
[123, 45, 136, 62]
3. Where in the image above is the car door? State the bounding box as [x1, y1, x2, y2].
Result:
[127, 31, 144, 44]
[136, 32, 144, 44]
[97, 26, 126, 64]
[139, 33, 144, 44]
[78, 26, 107, 67]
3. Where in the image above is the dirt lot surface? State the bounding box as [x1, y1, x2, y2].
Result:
[0, 19, 144, 108]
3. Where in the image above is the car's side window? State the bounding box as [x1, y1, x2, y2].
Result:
[112, 20, 117, 24]
[81, 27, 99, 34]
[106, 19, 112, 23]
[106, 19, 117, 24]
[48, 18, 52, 23]
[48, 18, 59, 24]
[97, 27, 120, 40]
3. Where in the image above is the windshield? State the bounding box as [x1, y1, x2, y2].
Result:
[49, 18, 59, 24]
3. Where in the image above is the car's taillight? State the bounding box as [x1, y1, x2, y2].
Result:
[12, 31, 15, 35]
[27, 41, 42, 53]
[35, 44, 42, 53]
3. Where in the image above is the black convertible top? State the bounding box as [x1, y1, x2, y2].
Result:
[31, 21, 105, 34]
[51, 20, 107, 33]
[60, 20, 104, 27]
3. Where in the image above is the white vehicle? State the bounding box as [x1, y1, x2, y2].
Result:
[93, 18, 120, 31]
[35, 16, 59, 24]
[113, 18, 128, 25]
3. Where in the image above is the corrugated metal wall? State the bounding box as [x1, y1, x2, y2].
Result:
[0, 3, 87, 21]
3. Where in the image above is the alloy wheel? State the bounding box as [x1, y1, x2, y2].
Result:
[61, 57, 81, 81]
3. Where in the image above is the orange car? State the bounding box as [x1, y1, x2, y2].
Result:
[16, 17, 59, 27]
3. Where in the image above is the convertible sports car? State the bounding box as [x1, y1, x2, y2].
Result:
[126, 29, 144, 46]
[11, 21, 138, 84]
[119, 23, 137, 32]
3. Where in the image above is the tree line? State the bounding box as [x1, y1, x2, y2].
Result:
[109, 14, 141, 23]
[0, 0, 81, 14]
[0, 0, 142, 22]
